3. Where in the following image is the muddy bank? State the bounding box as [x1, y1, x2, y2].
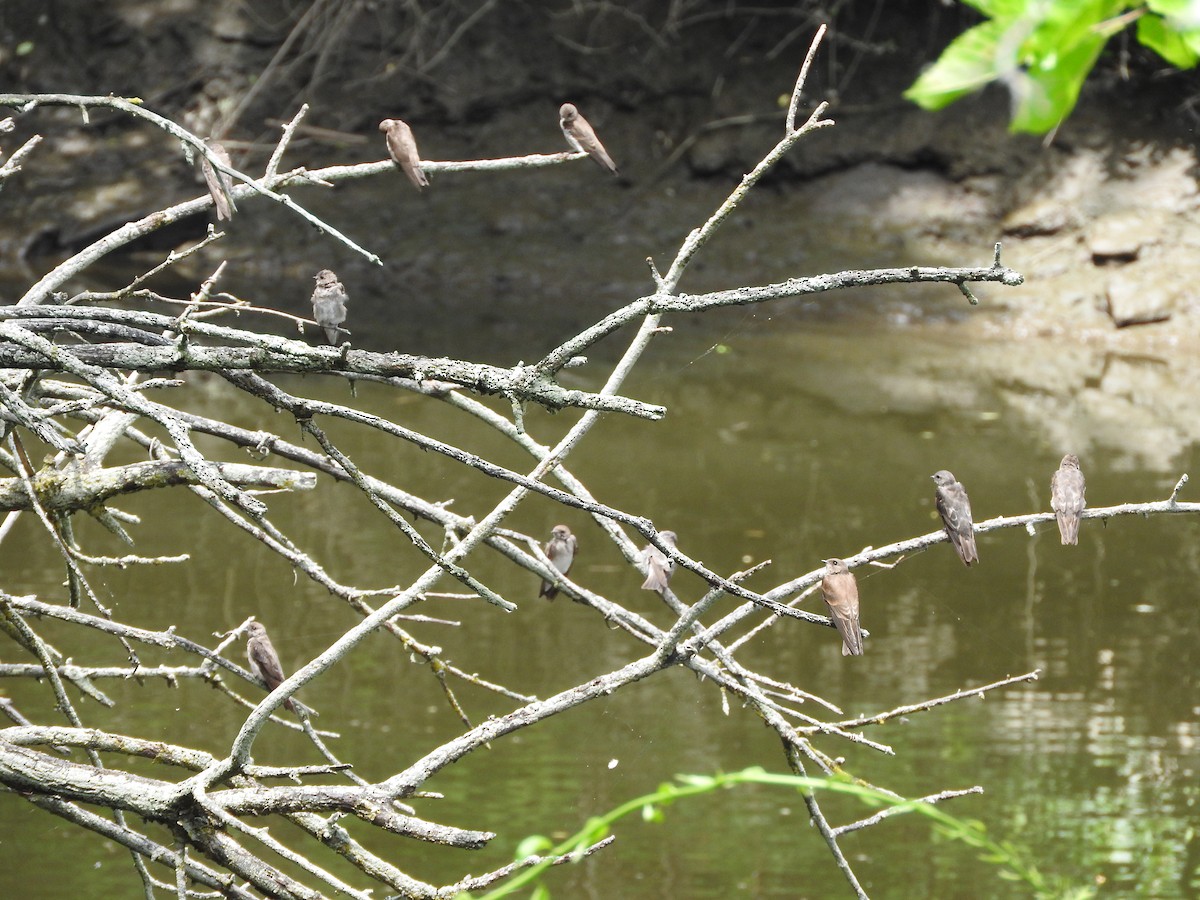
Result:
[798, 145, 1200, 349]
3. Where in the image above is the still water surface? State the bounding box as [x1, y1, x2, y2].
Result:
[2, 314, 1198, 897]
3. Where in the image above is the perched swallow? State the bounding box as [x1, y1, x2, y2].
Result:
[310, 269, 348, 345]
[820, 558, 863, 656]
[1051, 454, 1086, 545]
[246, 621, 296, 712]
[932, 470, 978, 566]
[539, 524, 578, 600]
[559, 102, 618, 175]
[639, 530, 677, 592]
[199, 139, 236, 221]
[379, 118, 429, 190]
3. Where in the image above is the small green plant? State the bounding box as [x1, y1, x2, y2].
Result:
[904, 1, 1200, 133]
[474, 767, 1094, 899]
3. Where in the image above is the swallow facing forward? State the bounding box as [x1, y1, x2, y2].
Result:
[199, 139, 236, 221]
[932, 470, 978, 566]
[539, 524, 578, 600]
[1051, 454, 1086, 545]
[559, 102, 618, 175]
[820, 558, 863, 657]
[639, 530, 677, 592]
[246, 621, 296, 712]
[310, 269, 348, 345]
[379, 118, 429, 190]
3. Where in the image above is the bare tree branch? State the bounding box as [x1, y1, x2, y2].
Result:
[0, 27, 1127, 899]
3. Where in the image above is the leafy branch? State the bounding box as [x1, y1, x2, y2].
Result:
[906, 1, 1200, 133]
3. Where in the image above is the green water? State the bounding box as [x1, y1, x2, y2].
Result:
[2, 310, 1198, 897]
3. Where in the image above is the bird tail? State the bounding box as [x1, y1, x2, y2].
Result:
[959, 533, 980, 566]
[641, 571, 666, 592]
[1056, 513, 1080, 545]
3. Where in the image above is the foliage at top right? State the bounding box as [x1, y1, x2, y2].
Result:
[904, 0, 1200, 133]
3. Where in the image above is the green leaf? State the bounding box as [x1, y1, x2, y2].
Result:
[1009, 20, 1110, 133]
[1138, 14, 1200, 68]
[961, 0, 1026, 16]
[904, 19, 1006, 110]
[1020, 0, 1123, 58]
[904, 0, 1147, 133]
[641, 802, 665, 823]
[1147, 0, 1200, 20]
[579, 818, 610, 842]
[515, 835, 553, 858]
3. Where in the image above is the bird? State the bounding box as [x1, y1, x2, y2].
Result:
[379, 118, 429, 190]
[639, 530, 677, 592]
[1051, 454, 1086, 545]
[820, 558, 863, 656]
[932, 470, 978, 566]
[199, 139, 235, 221]
[245, 621, 296, 712]
[538, 524, 578, 600]
[310, 269, 348, 345]
[559, 102, 618, 175]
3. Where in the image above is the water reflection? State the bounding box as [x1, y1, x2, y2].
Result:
[3, 226, 1200, 898]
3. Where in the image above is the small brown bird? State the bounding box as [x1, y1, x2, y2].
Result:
[820, 558, 863, 657]
[639, 530, 677, 592]
[310, 269, 348, 345]
[1051, 454, 1086, 545]
[539, 524, 578, 600]
[246, 621, 296, 712]
[932, 470, 978, 566]
[379, 118, 429, 190]
[199, 139, 236, 221]
[559, 102, 618, 175]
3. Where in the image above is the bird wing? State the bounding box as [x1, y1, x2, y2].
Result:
[249, 638, 287, 691]
[822, 573, 862, 655]
[937, 487, 970, 533]
[1053, 469, 1086, 515]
